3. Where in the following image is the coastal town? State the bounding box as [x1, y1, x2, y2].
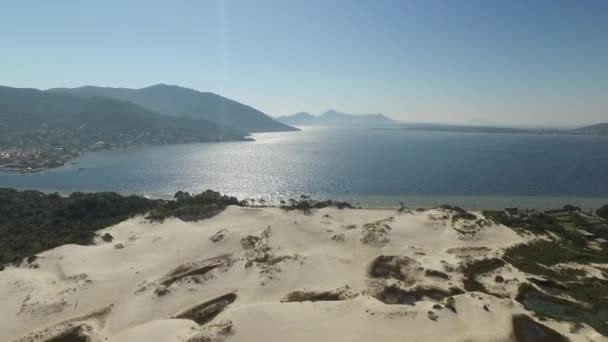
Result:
[0, 125, 242, 173]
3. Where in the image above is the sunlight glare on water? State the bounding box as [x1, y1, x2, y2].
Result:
[1, 126, 608, 208]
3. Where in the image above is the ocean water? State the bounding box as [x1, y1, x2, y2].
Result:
[1, 126, 608, 209]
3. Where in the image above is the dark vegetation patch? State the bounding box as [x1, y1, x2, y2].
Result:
[281, 286, 358, 302]
[377, 285, 464, 305]
[506, 240, 608, 335]
[209, 229, 227, 243]
[597, 205, 608, 220]
[100, 233, 113, 242]
[282, 291, 343, 302]
[360, 219, 393, 246]
[43, 325, 91, 342]
[483, 208, 608, 246]
[425, 269, 450, 280]
[439, 205, 467, 213]
[461, 258, 505, 295]
[446, 246, 491, 254]
[398, 203, 413, 214]
[528, 278, 568, 292]
[516, 284, 608, 336]
[483, 211, 557, 235]
[146, 190, 243, 222]
[369, 255, 417, 282]
[558, 267, 587, 278]
[511, 314, 570, 342]
[532, 275, 608, 312]
[174, 293, 237, 325]
[504, 240, 608, 282]
[507, 238, 606, 305]
[0, 188, 159, 265]
[280, 195, 353, 214]
[160, 264, 220, 289]
[159, 255, 232, 290]
[453, 212, 477, 221]
[0, 189, 243, 266]
[184, 321, 234, 342]
[562, 278, 608, 310]
[439, 205, 476, 221]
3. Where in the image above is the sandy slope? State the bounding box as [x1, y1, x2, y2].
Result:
[0, 207, 604, 341]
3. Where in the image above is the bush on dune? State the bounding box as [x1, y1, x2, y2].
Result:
[0, 188, 158, 265]
[597, 205, 608, 220]
[0, 188, 243, 266]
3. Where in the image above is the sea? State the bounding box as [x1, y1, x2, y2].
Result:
[2, 126, 608, 209]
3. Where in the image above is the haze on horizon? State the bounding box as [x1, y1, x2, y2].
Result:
[1, 0, 607, 126]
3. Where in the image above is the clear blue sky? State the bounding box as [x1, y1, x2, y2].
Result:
[1, 0, 607, 125]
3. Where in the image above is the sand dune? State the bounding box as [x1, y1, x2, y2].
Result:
[0, 206, 605, 341]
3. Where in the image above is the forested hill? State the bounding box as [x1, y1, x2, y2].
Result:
[51, 84, 298, 133]
[0, 189, 244, 266]
[0, 86, 245, 139]
[0, 86, 246, 171]
[572, 123, 608, 135]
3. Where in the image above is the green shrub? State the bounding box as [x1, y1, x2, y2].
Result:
[597, 205, 608, 219]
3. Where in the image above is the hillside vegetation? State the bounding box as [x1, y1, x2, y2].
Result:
[0, 189, 243, 266]
[0, 86, 244, 138]
[51, 84, 298, 133]
[0, 189, 158, 266]
[0, 86, 249, 171]
[573, 122, 608, 135]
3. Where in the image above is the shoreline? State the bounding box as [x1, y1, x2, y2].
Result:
[0, 137, 255, 174]
[1, 185, 606, 211]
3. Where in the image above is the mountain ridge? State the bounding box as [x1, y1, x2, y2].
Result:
[0, 85, 247, 171]
[276, 109, 398, 126]
[50, 84, 298, 133]
[0, 86, 243, 138]
[572, 122, 608, 135]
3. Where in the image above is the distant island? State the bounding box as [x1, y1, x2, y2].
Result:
[276, 109, 399, 126]
[381, 122, 608, 136]
[0, 85, 297, 172]
[277, 110, 608, 137]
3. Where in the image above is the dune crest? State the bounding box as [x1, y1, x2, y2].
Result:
[0, 206, 603, 341]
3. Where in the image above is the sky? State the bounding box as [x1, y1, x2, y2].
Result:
[1, 0, 607, 126]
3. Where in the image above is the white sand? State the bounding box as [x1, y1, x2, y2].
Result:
[0, 206, 605, 341]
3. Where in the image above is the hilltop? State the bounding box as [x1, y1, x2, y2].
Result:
[572, 123, 608, 135]
[277, 109, 399, 126]
[51, 84, 298, 133]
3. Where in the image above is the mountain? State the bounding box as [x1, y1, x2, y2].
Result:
[0, 86, 244, 139]
[572, 123, 608, 135]
[0, 86, 249, 171]
[276, 109, 399, 126]
[275, 112, 316, 125]
[50, 84, 298, 133]
[317, 110, 398, 125]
